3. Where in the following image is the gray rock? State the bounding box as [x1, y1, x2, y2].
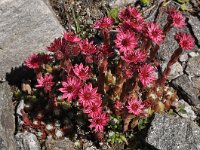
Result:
[191, 76, 200, 89]
[179, 53, 188, 62]
[15, 132, 41, 150]
[45, 138, 75, 150]
[109, 0, 136, 8]
[176, 99, 197, 121]
[186, 55, 200, 77]
[0, 0, 64, 79]
[0, 82, 16, 150]
[82, 139, 99, 150]
[168, 62, 183, 80]
[158, 28, 178, 62]
[161, 62, 183, 80]
[172, 74, 200, 106]
[188, 15, 200, 45]
[189, 51, 199, 58]
[146, 114, 200, 150]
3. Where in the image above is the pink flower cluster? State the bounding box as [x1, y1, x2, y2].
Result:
[79, 84, 109, 133]
[58, 72, 109, 133]
[36, 74, 54, 92]
[23, 5, 195, 141]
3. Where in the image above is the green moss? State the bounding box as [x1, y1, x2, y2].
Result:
[139, 0, 151, 7]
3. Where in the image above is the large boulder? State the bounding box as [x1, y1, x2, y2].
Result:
[0, 82, 16, 150]
[0, 0, 64, 79]
[146, 114, 200, 150]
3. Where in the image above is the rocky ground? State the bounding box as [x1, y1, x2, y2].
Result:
[0, 0, 200, 149]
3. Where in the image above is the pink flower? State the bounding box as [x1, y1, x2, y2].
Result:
[73, 63, 91, 81]
[125, 19, 144, 32]
[115, 31, 138, 53]
[138, 64, 156, 87]
[118, 7, 131, 21]
[118, 6, 143, 21]
[24, 53, 50, 69]
[144, 22, 165, 45]
[79, 38, 97, 55]
[63, 32, 81, 43]
[89, 112, 109, 133]
[36, 74, 54, 92]
[114, 101, 123, 110]
[94, 17, 114, 29]
[78, 83, 101, 107]
[118, 22, 133, 32]
[121, 49, 147, 64]
[128, 6, 144, 21]
[84, 102, 102, 118]
[126, 99, 144, 116]
[55, 50, 64, 60]
[167, 8, 185, 28]
[24, 54, 42, 69]
[175, 32, 195, 50]
[59, 77, 81, 101]
[47, 38, 62, 52]
[62, 37, 80, 56]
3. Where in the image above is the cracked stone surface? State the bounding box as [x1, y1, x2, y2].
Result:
[146, 114, 200, 150]
[172, 74, 200, 106]
[109, 0, 136, 8]
[45, 138, 75, 150]
[0, 0, 64, 79]
[191, 76, 200, 89]
[176, 99, 197, 121]
[179, 53, 188, 62]
[15, 132, 41, 150]
[161, 62, 183, 80]
[0, 82, 16, 150]
[186, 55, 200, 77]
[170, 62, 184, 80]
[188, 15, 200, 45]
[82, 139, 99, 150]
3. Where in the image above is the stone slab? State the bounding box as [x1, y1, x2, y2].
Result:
[172, 74, 200, 106]
[0, 82, 16, 150]
[188, 15, 200, 46]
[0, 0, 64, 79]
[186, 55, 200, 77]
[146, 114, 200, 150]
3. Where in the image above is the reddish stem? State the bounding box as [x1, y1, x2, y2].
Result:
[112, 60, 127, 100]
[97, 56, 108, 94]
[159, 47, 183, 85]
[143, 38, 152, 53]
[102, 29, 110, 47]
[150, 44, 160, 60]
[163, 22, 172, 35]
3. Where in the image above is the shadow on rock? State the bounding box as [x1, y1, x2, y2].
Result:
[6, 65, 36, 88]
